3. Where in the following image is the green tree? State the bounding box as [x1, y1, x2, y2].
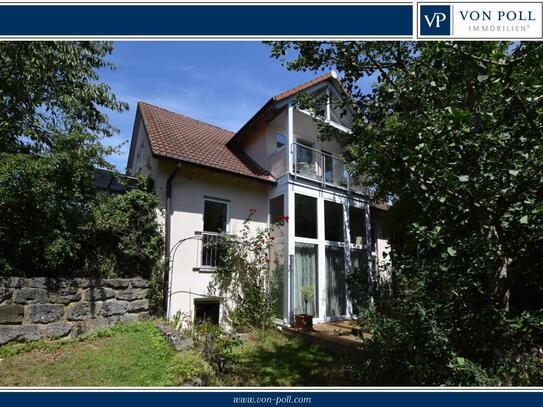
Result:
[0, 41, 126, 154]
[0, 133, 104, 275]
[91, 187, 164, 279]
[268, 41, 543, 385]
[0, 42, 163, 282]
[0, 41, 127, 276]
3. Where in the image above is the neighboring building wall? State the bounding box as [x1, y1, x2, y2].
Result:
[130, 118, 170, 203]
[371, 209, 392, 287]
[166, 165, 270, 322]
[0, 277, 150, 345]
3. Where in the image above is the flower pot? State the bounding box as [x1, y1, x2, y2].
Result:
[295, 314, 313, 332]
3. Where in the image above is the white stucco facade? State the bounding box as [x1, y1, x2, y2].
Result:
[127, 74, 390, 326]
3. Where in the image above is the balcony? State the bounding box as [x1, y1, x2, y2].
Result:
[292, 142, 367, 195]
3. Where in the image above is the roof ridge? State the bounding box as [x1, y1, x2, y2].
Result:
[272, 71, 336, 101]
[138, 101, 235, 136]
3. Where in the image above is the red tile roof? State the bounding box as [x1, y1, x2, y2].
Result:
[273, 72, 338, 102]
[232, 72, 345, 144]
[138, 102, 275, 183]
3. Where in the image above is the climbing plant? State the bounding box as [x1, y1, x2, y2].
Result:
[209, 210, 287, 331]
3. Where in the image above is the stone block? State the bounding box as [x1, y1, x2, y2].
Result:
[0, 325, 19, 344]
[82, 287, 116, 301]
[46, 322, 72, 339]
[0, 287, 13, 302]
[116, 289, 147, 301]
[155, 322, 193, 351]
[13, 287, 47, 304]
[66, 302, 102, 321]
[0, 277, 23, 289]
[130, 278, 150, 288]
[26, 304, 64, 324]
[25, 277, 48, 288]
[105, 279, 131, 289]
[101, 300, 128, 317]
[49, 288, 81, 304]
[0, 325, 42, 345]
[127, 299, 149, 312]
[0, 304, 24, 324]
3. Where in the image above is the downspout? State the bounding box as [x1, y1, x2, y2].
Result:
[164, 161, 182, 318]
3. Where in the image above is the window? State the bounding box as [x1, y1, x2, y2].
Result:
[194, 299, 220, 325]
[349, 206, 365, 246]
[295, 243, 318, 315]
[326, 246, 346, 317]
[203, 199, 228, 233]
[276, 133, 286, 149]
[202, 199, 228, 268]
[269, 195, 284, 224]
[295, 194, 317, 239]
[349, 249, 370, 314]
[324, 200, 344, 242]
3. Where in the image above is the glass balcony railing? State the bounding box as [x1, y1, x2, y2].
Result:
[292, 142, 369, 195]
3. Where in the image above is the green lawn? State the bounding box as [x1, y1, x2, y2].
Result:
[0, 322, 212, 386]
[0, 322, 358, 387]
[219, 329, 359, 386]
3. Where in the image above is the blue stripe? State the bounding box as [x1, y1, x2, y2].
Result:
[0, 5, 412, 36]
[0, 391, 542, 406]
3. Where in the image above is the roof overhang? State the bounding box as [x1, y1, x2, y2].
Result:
[230, 71, 351, 146]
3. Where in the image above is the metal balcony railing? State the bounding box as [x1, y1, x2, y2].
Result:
[199, 231, 225, 269]
[292, 142, 368, 195]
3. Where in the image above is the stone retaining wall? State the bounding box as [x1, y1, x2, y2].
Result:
[0, 277, 150, 345]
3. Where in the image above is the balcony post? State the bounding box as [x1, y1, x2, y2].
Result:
[287, 103, 294, 176]
[325, 87, 331, 122]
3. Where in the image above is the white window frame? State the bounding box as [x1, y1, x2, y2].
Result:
[199, 197, 231, 271]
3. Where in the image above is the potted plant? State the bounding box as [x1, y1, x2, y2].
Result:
[295, 285, 314, 331]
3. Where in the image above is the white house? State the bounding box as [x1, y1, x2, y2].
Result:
[127, 72, 390, 326]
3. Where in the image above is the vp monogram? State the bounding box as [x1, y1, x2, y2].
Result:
[424, 12, 448, 28]
[419, 4, 451, 35]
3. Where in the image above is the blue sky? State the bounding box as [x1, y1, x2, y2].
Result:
[99, 41, 320, 171]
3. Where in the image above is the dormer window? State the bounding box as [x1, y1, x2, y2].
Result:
[276, 133, 286, 149]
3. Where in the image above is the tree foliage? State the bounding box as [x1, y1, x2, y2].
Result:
[91, 187, 164, 278]
[268, 41, 543, 384]
[0, 41, 127, 155]
[0, 41, 163, 281]
[0, 133, 102, 274]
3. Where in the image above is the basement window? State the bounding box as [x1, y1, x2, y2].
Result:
[194, 299, 220, 325]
